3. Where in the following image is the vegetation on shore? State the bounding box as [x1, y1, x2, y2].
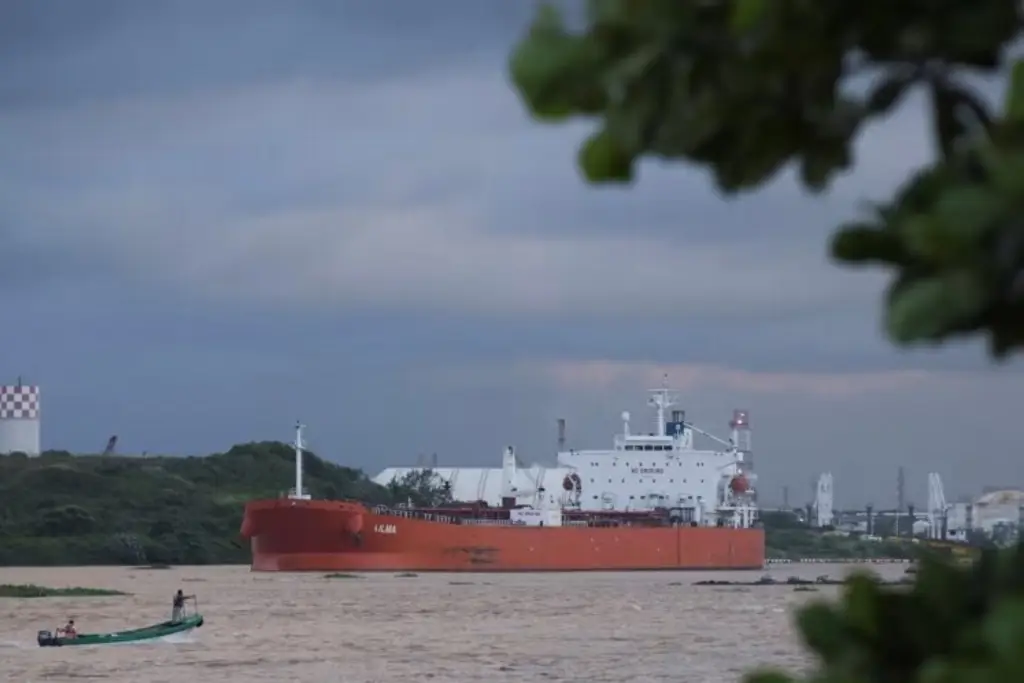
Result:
[0, 442, 435, 567]
[0, 584, 128, 598]
[761, 511, 916, 561]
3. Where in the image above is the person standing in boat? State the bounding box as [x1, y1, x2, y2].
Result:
[57, 619, 77, 638]
[171, 589, 194, 623]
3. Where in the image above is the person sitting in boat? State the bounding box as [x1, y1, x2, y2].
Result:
[57, 619, 77, 638]
[171, 590, 194, 622]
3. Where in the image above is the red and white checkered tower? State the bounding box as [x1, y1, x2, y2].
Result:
[0, 379, 41, 456]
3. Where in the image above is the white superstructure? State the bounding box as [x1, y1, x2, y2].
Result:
[813, 472, 835, 527]
[925, 473, 1023, 544]
[375, 383, 759, 528]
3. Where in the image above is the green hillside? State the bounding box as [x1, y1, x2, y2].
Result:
[0, 442, 403, 567]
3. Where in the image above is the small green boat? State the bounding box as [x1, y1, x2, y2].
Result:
[37, 613, 203, 647]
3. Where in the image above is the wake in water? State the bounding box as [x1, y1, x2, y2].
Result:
[157, 630, 200, 644]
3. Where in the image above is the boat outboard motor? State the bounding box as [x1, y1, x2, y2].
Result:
[37, 630, 60, 647]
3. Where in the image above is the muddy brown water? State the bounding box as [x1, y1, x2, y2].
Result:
[0, 563, 909, 683]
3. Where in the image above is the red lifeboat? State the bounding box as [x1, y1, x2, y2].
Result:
[729, 475, 750, 494]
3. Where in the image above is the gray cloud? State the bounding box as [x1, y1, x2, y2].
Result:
[0, 1, 1017, 503]
[1, 0, 534, 107]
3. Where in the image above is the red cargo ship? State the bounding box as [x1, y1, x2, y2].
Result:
[243, 386, 765, 572]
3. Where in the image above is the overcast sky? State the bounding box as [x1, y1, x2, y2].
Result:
[2, 0, 1021, 508]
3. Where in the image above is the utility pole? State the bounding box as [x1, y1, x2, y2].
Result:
[896, 466, 906, 537]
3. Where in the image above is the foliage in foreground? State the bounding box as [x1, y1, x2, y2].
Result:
[0, 584, 128, 598]
[0, 444, 431, 566]
[509, 0, 1024, 356]
[744, 543, 1024, 683]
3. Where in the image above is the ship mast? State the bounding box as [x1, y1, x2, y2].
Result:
[647, 374, 675, 436]
[290, 421, 311, 500]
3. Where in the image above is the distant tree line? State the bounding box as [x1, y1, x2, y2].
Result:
[0, 443, 448, 567]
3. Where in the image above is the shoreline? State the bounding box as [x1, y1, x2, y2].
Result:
[766, 558, 911, 565]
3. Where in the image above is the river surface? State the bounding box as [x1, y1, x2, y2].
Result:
[0, 563, 909, 683]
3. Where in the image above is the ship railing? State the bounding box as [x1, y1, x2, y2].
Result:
[371, 505, 474, 526]
[459, 519, 514, 526]
[370, 505, 536, 527]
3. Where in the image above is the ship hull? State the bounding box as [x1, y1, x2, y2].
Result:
[242, 500, 765, 572]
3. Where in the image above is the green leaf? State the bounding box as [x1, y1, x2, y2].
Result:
[841, 573, 883, 637]
[1003, 59, 1024, 124]
[799, 137, 852, 192]
[866, 72, 914, 116]
[931, 184, 1006, 242]
[578, 127, 634, 182]
[981, 146, 1024, 197]
[742, 671, 793, 683]
[886, 271, 988, 342]
[930, 79, 978, 159]
[508, 34, 576, 119]
[586, 0, 627, 25]
[606, 43, 663, 85]
[532, 1, 565, 32]
[731, 0, 769, 35]
[508, 6, 606, 121]
[830, 223, 907, 266]
[983, 597, 1024, 658]
[795, 602, 848, 662]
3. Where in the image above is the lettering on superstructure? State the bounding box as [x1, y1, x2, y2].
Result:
[374, 524, 397, 534]
[631, 467, 665, 475]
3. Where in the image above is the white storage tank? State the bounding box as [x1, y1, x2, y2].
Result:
[0, 382, 41, 455]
